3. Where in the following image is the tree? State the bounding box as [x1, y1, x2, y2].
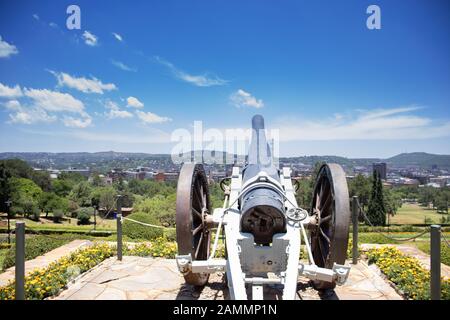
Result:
[9, 177, 43, 218]
[31, 170, 52, 192]
[367, 170, 386, 226]
[0, 162, 12, 213]
[348, 174, 371, 208]
[52, 179, 74, 197]
[39, 192, 68, 217]
[69, 181, 92, 207]
[91, 186, 117, 215]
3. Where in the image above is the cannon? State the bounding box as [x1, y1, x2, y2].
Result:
[175, 115, 351, 299]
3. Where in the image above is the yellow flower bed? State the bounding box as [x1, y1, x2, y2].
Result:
[124, 237, 178, 258]
[0, 243, 114, 300]
[366, 246, 450, 300]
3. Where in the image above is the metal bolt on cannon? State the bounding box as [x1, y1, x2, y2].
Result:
[175, 115, 352, 300]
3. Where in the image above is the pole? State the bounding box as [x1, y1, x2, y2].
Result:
[15, 221, 25, 300]
[116, 195, 123, 261]
[430, 225, 441, 300]
[352, 196, 358, 265]
[5, 200, 11, 244]
[94, 207, 97, 231]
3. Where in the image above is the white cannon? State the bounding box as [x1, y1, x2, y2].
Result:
[175, 115, 351, 300]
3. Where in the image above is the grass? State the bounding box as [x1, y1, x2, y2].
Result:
[414, 241, 450, 266]
[0, 249, 7, 269]
[390, 203, 448, 225]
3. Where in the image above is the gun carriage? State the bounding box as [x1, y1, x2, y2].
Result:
[175, 115, 351, 300]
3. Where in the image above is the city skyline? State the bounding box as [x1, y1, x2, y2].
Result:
[1, 1, 449, 158]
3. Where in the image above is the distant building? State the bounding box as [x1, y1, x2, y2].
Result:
[154, 171, 179, 182]
[373, 162, 387, 180]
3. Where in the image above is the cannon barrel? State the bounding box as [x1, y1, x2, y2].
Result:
[239, 115, 286, 244]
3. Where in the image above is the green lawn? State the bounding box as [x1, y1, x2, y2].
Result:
[389, 203, 448, 225]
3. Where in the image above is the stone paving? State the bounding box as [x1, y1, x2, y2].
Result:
[0, 240, 92, 287]
[360, 243, 450, 279]
[53, 256, 402, 300]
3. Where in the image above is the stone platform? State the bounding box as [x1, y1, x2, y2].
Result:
[53, 256, 402, 300]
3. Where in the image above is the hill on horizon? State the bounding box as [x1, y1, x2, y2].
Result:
[0, 151, 449, 170]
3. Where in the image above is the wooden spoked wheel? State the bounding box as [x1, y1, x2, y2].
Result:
[176, 163, 212, 286]
[310, 163, 350, 290]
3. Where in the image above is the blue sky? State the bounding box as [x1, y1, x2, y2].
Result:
[0, 0, 449, 158]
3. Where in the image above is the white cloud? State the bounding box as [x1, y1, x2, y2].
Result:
[82, 31, 98, 46]
[136, 110, 171, 124]
[230, 89, 264, 108]
[62, 115, 92, 128]
[5, 100, 56, 125]
[3, 100, 21, 110]
[104, 100, 133, 119]
[126, 96, 144, 108]
[50, 71, 117, 94]
[0, 36, 18, 58]
[24, 88, 85, 114]
[32, 14, 39, 21]
[111, 60, 136, 72]
[0, 83, 23, 98]
[274, 106, 450, 141]
[112, 32, 123, 42]
[49, 22, 58, 28]
[154, 56, 228, 87]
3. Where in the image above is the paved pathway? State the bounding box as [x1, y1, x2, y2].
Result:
[0, 240, 92, 287]
[360, 243, 450, 279]
[53, 256, 402, 300]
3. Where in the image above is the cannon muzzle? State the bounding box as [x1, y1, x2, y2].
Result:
[239, 115, 286, 244]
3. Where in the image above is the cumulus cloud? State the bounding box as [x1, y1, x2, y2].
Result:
[24, 88, 85, 114]
[0, 36, 18, 58]
[275, 106, 450, 141]
[112, 32, 123, 42]
[126, 96, 144, 108]
[111, 60, 136, 72]
[50, 71, 117, 94]
[0, 83, 23, 98]
[1, 82, 93, 127]
[82, 31, 98, 46]
[154, 56, 228, 87]
[104, 100, 133, 119]
[230, 89, 264, 108]
[136, 110, 171, 124]
[62, 115, 92, 128]
[4, 99, 56, 125]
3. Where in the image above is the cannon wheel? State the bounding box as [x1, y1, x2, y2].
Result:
[310, 163, 350, 290]
[176, 163, 212, 286]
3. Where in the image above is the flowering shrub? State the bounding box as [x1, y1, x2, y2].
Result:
[366, 246, 450, 300]
[0, 243, 113, 300]
[123, 237, 177, 258]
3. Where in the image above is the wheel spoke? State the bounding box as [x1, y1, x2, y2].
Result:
[192, 224, 203, 236]
[195, 232, 204, 259]
[320, 191, 332, 214]
[192, 207, 203, 221]
[319, 226, 331, 243]
[316, 234, 327, 265]
[320, 215, 332, 225]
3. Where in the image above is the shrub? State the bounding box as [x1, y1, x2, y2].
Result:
[122, 212, 164, 240]
[2, 235, 67, 271]
[53, 209, 64, 223]
[30, 208, 41, 221]
[123, 237, 177, 258]
[0, 243, 113, 300]
[77, 208, 91, 225]
[9, 206, 22, 218]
